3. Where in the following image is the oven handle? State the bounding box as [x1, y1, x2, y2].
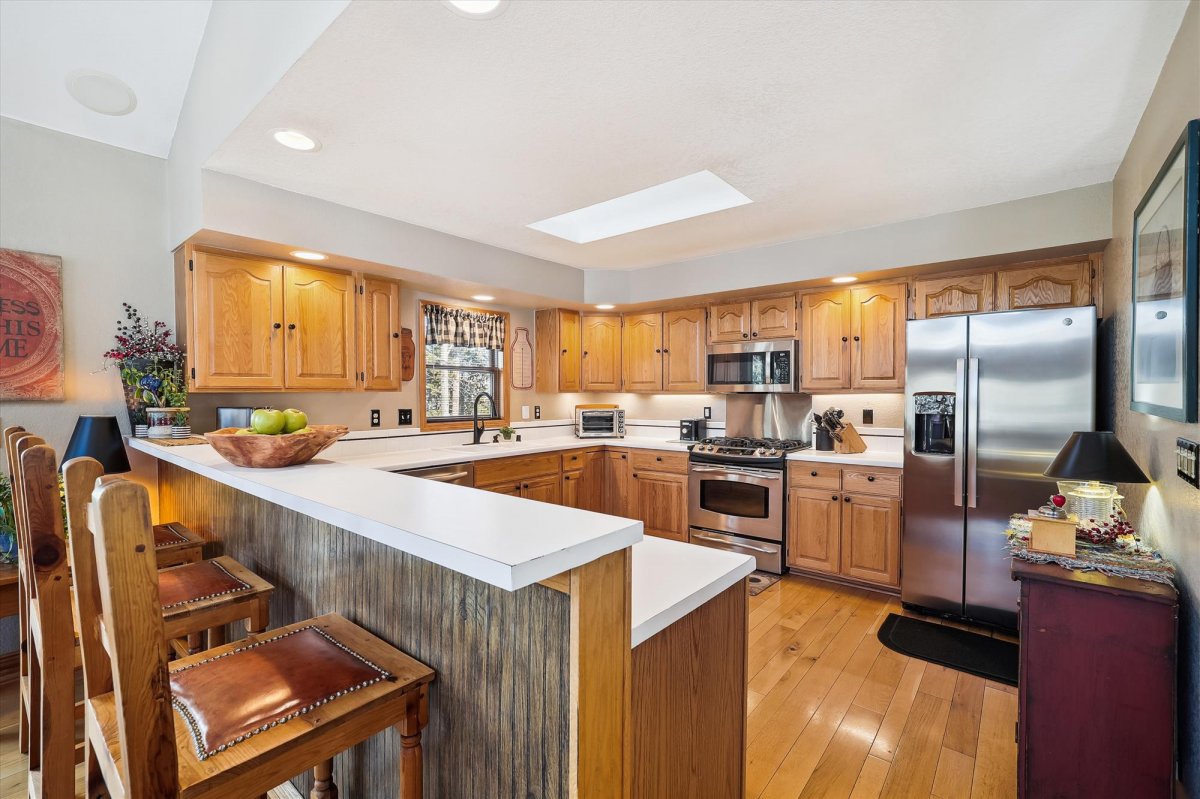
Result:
[689, 464, 781, 480]
[691, 531, 777, 554]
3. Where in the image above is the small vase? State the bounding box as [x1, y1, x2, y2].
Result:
[134, 424, 149, 438]
[172, 425, 191, 439]
[146, 408, 174, 439]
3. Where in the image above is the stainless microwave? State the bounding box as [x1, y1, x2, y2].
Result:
[575, 408, 625, 438]
[706, 340, 798, 393]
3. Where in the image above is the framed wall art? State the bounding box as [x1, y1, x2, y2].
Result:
[0, 248, 65, 401]
[1130, 118, 1199, 423]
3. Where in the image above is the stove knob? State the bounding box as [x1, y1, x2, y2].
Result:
[767, 448, 779, 456]
[756, 447, 766, 456]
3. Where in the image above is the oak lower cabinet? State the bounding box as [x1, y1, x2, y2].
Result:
[535, 308, 582, 392]
[604, 449, 632, 516]
[580, 314, 622, 391]
[562, 449, 605, 512]
[473, 452, 562, 504]
[622, 309, 706, 393]
[787, 462, 902, 590]
[521, 473, 562, 505]
[630, 470, 688, 541]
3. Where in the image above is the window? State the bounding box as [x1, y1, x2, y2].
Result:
[421, 302, 507, 424]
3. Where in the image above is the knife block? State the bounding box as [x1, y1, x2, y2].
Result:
[834, 423, 867, 454]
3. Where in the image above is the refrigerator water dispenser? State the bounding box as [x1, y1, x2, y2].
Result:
[913, 392, 955, 454]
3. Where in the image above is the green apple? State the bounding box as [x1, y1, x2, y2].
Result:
[282, 408, 308, 433]
[234, 427, 257, 436]
[250, 408, 286, 435]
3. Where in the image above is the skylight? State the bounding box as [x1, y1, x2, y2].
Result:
[527, 170, 752, 244]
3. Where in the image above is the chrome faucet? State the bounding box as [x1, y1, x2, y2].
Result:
[472, 391, 495, 445]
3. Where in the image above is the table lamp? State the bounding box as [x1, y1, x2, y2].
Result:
[62, 415, 131, 474]
[1044, 431, 1149, 523]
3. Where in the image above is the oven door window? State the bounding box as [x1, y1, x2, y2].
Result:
[708, 352, 767, 386]
[579, 413, 614, 434]
[699, 478, 770, 518]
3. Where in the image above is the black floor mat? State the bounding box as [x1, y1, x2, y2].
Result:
[877, 613, 1019, 686]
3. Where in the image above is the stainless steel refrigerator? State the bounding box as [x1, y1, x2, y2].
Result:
[902, 306, 1096, 630]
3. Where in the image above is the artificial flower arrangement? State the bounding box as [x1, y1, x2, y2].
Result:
[104, 303, 188, 436]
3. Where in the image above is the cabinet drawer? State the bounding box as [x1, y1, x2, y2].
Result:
[560, 447, 601, 470]
[842, 468, 902, 498]
[630, 450, 689, 475]
[788, 462, 842, 490]
[474, 453, 561, 487]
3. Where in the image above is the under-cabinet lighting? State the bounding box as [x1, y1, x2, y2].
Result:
[527, 170, 752, 244]
[831, 276, 858, 284]
[595, 304, 616, 310]
[472, 294, 495, 302]
[290, 251, 327, 261]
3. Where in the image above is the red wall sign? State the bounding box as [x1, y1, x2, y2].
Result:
[0, 248, 64, 401]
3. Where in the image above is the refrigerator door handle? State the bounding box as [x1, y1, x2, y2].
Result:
[967, 357, 980, 509]
[954, 358, 966, 507]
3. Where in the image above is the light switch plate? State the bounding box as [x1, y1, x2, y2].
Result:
[863, 409, 874, 425]
[398, 409, 412, 425]
[703, 406, 712, 419]
[1177, 438, 1199, 488]
[522, 405, 530, 420]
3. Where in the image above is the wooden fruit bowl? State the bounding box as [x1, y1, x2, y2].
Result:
[204, 425, 349, 468]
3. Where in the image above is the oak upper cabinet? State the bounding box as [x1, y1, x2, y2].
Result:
[708, 301, 752, 343]
[581, 314, 622, 391]
[662, 308, 706, 392]
[189, 251, 286, 390]
[604, 449, 632, 517]
[284, 265, 358, 390]
[622, 312, 664, 392]
[800, 290, 852, 390]
[630, 469, 688, 542]
[751, 295, 797, 340]
[840, 494, 901, 587]
[535, 308, 582, 393]
[786, 488, 841, 574]
[913, 273, 995, 319]
[359, 276, 402, 391]
[849, 283, 906, 390]
[995, 258, 1094, 311]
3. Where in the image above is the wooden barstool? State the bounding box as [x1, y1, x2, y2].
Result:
[79, 475, 435, 798]
[153, 521, 206, 568]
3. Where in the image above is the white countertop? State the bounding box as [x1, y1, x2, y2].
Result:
[786, 449, 903, 468]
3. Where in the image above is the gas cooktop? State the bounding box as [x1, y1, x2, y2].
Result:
[689, 436, 811, 463]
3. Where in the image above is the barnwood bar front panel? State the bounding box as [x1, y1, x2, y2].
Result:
[158, 462, 572, 798]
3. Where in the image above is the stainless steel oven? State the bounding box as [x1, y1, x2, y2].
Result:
[706, 340, 798, 393]
[688, 461, 785, 572]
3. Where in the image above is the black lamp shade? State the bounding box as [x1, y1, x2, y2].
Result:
[1044, 431, 1149, 484]
[62, 415, 131, 474]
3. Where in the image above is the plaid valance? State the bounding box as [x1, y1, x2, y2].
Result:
[424, 303, 506, 351]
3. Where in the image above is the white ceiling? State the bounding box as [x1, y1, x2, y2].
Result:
[206, 0, 1189, 271]
[0, 0, 211, 157]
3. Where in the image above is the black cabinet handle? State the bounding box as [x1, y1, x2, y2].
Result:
[564, 475, 571, 481]
[656, 456, 663, 462]
[811, 470, 818, 476]
[632, 473, 639, 478]
[853, 335, 860, 342]
[832, 495, 838, 501]
[392, 332, 400, 338]
[523, 483, 530, 489]
[562, 348, 568, 354]
[288, 323, 296, 330]
[621, 454, 627, 460]
[841, 336, 848, 342]
[844, 496, 851, 502]
[583, 351, 588, 357]
[742, 332, 749, 338]
[655, 348, 661, 354]
[273, 322, 282, 330]
[752, 331, 759, 338]
[662, 348, 669, 354]
[867, 475, 875, 482]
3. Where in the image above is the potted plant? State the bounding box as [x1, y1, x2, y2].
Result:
[497, 425, 517, 443]
[103, 304, 186, 437]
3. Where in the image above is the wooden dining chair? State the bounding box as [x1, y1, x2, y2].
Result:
[78, 475, 435, 798]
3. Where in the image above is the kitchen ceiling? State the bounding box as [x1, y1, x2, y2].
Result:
[0, 0, 212, 157]
[209, 1, 1185, 271]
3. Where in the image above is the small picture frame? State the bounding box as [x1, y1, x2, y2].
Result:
[1130, 119, 1199, 423]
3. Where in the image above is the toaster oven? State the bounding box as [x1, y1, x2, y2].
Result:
[575, 408, 625, 438]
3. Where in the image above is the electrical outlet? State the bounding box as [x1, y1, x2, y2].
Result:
[703, 406, 712, 419]
[863, 409, 874, 425]
[370, 409, 380, 427]
[534, 405, 542, 420]
[1177, 437, 1199, 488]
[398, 409, 412, 425]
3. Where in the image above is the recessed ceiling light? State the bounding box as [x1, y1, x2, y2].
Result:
[595, 304, 616, 310]
[528, 170, 752, 244]
[271, 129, 321, 152]
[290, 250, 327, 261]
[831, 276, 858, 284]
[472, 294, 495, 302]
[443, 0, 508, 18]
[65, 69, 136, 116]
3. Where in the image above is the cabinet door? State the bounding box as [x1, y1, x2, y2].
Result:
[581, 314, 621, 391]
[522, 473, 562, 505]
[284, 265, 357, 390]
[786, 488, 841, 573]
[605, 450, 632, 516]
[840, 494, 900, 587]
[708, 301, 752, 343]
[562, 451, 605, 512]
[622, 312, 663, 392]
[190, 252, 285, 390]
[800, 290, 851, 390]
[662, 308, 706, 392]
[850, 283, 906, 390]
[913, 273, 995, 319]
[751, 295, 797, 339]
[631, 470, 688, 541]
[995, 259, 1093, 311]
[359, 276, 402, 391]
[558, 309, 582, 392]
[479, 482, 522, 497]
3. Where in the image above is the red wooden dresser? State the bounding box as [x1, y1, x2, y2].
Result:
[1013, 559, 1178, 798]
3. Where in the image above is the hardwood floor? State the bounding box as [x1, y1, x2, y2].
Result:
[746, 574, 1017, 799]
[1, 573, 1014, 799]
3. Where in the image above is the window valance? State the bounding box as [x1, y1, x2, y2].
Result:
[424, 303, 506, 351]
